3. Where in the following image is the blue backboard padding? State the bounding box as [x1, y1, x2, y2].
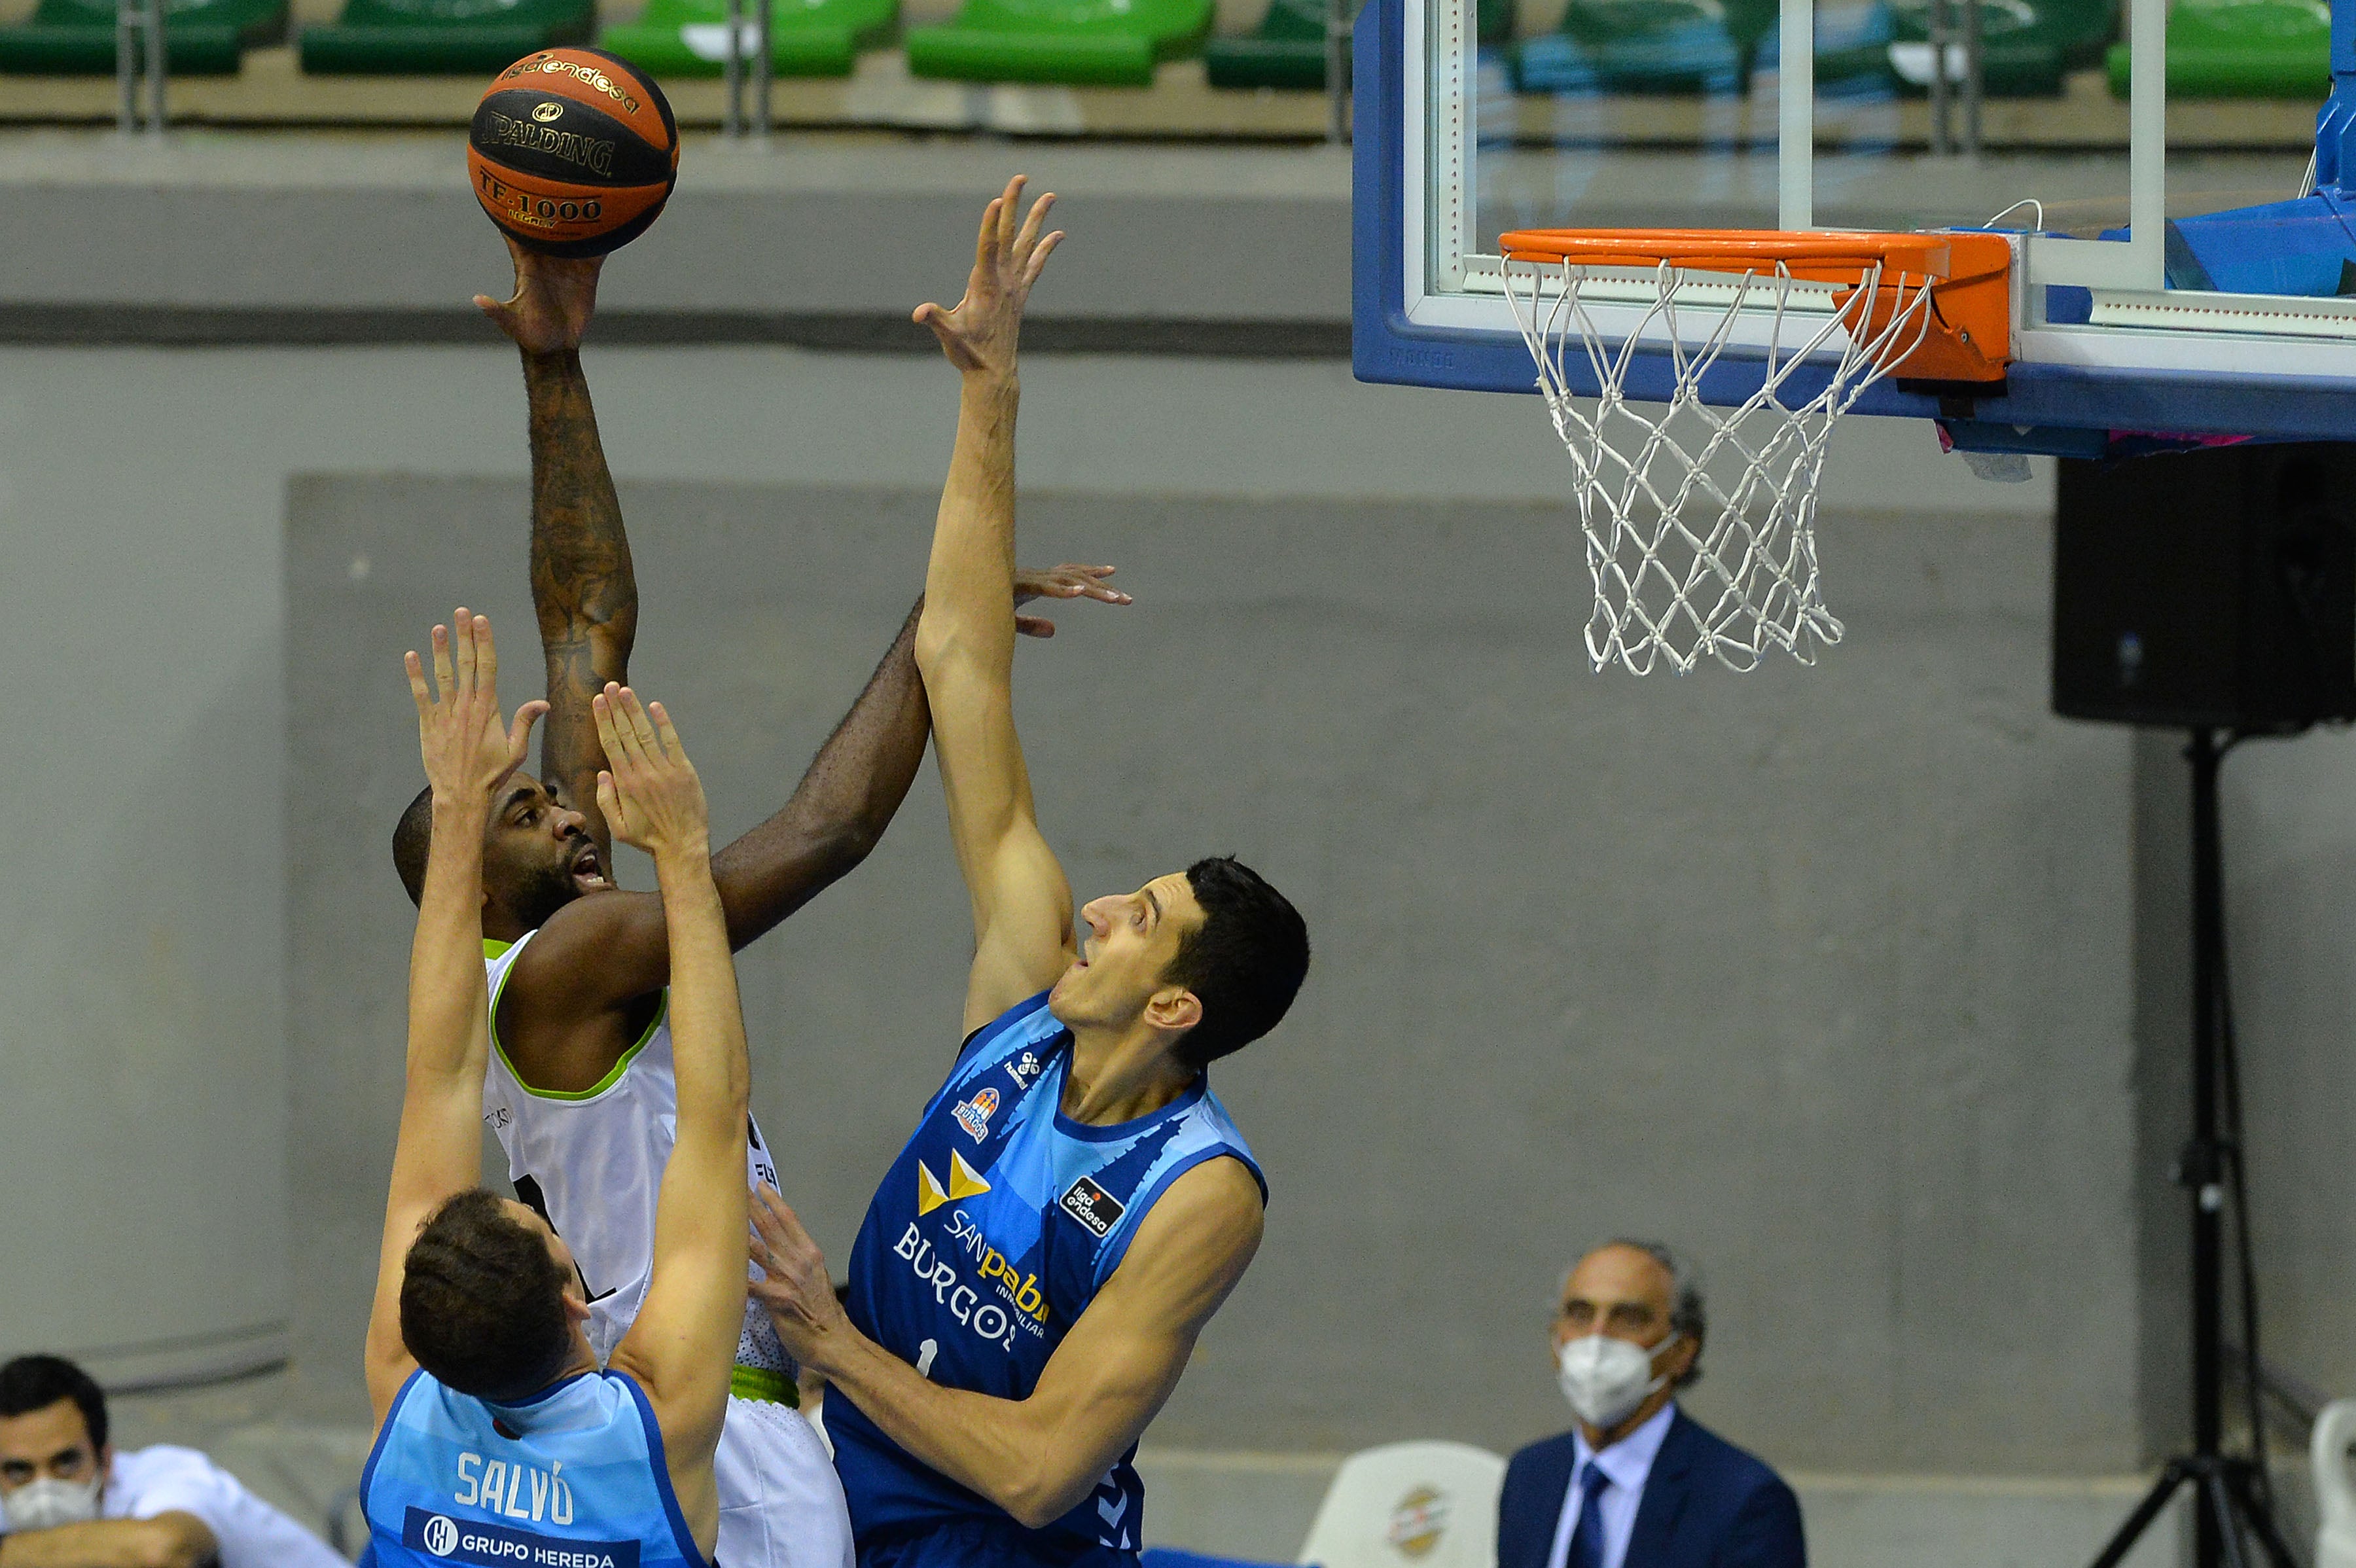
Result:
[1350, 0, 2356, 448]
[2170, 193, 2356, 296]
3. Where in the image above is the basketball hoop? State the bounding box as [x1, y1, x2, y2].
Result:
[1497, 229, 2012, 675]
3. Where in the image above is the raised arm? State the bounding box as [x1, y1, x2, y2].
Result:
[596, 687, 745, 1542]
[750, 1158, 1264, 1527]
[913, 175, 1079, 1033]
[503, 563, 1126, 1033]
[476, 240, 635, 862]
[365, 612, 548, 1429]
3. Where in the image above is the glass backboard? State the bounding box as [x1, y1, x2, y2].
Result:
[1353, 0, 2356, 453]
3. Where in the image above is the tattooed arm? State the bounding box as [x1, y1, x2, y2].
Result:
[477, 239, 635, 862]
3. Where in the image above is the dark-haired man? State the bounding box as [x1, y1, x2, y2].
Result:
[0, 1355, 344, 1568]
[747, 177, 1312, 1568]
[389, 246, 1126, 1568]
[360, 609, 748, 1568]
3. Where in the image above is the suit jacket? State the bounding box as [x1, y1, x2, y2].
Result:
[1495, 1408, 1805, 1568]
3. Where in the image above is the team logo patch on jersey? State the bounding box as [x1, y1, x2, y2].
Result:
[1006, 1050, 1044, 1088]
[1059, 1175, 1126, 1238]
[953, 1087, 1001, 1141]
[402, 1506, 639, 1568]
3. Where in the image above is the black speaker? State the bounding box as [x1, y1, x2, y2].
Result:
[2051, 442, 2356, 729]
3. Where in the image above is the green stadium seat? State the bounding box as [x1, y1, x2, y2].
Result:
[1205, 0, 1497, 92]
[598, 0, 895, 78]
[298, 0, 594, 75]
[901, 0, 1210, 86]
[1513, 0, 1774, 94]
[2105, 0, 2327, 98]
[1883, 0, 2113, 97]
[0, 0, 281, 75]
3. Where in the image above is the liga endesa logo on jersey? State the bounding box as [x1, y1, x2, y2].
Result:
[402, 1506, 640, 1568]
[1058, 1175, 1126, 1238]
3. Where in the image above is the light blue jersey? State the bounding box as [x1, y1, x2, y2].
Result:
[832, 991, 1266, 1564]
[360, 1370, 707, 1568]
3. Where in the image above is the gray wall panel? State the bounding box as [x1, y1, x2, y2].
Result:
[286, 475, 2143, 1470]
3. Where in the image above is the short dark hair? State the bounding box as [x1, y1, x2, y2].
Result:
[1162, 857, 1310, 1071]
[399, 1188, 573, 1401]
[393, 782, 435, 907]
[0, 1355, 107, 1450]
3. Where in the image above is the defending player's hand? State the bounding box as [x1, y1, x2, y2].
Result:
[913, 175, 1063, 380]
[405, 610, 548, 807]
[474, 237, 603, 357]
[592, 683, 710, 863]
[1014, 563, 1131, 639]
[749, 1185, 854, 1374]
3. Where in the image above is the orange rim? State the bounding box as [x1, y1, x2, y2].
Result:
[1496, 226, 2015, 384]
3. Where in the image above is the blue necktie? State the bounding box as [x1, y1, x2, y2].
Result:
[1566, 1461, 1611, 1568]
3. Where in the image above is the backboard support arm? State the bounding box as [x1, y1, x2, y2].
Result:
[2031, 0, 2165, 289]
[1779, 0, 1812, 229]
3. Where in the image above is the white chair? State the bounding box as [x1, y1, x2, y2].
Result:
[1297, 1441, 1507, 1568]
[2315, 1399, 2356, 1568]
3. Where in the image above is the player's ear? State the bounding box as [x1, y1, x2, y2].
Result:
[1147, 986, 1202, 1035]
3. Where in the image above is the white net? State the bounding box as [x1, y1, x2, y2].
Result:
[1503, 254, 1937, 675]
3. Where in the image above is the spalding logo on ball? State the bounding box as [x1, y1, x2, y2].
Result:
[469, 47, 678, 258]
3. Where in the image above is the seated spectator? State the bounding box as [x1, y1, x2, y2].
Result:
[1497, 1241, 1804, 1568]
[0, 1355, 348, 1568]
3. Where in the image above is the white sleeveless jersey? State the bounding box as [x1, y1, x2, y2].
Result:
[482, 930, 793, 1392]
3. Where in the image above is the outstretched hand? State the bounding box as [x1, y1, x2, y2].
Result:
[405, 610, 548, 806]
[913, 175, 1064, 379]
[593, 683, 710, 861]
[474, 236, 603, 356]
[749, 1185, 855, 1374]
[1014, 563, 1130, 638]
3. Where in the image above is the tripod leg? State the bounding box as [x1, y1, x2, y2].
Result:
[2226, 1465, 2300, 1568]
[2091, 1463, 2188, 1568]
[2205, 1469, 2251, 1568]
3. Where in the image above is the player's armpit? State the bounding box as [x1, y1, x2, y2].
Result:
[499, 887, 671, 1032]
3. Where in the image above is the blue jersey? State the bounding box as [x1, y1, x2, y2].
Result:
[831, 993, 1266, 1560]
[360, 1369, 707, 1568]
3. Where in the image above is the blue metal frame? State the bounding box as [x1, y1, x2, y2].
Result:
[1350, 0, 2356, 450]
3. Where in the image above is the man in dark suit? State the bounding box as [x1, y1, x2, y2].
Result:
[1496, 1241, 1804, 1568]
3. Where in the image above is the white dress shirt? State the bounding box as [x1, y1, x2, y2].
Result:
[103, 1446, 348, 1568]
[1543, 1401, 1679, 1568]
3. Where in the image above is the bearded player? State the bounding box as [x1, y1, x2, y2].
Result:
[747, 177, 1312, 1568]
[388, 241, 1128, 1568]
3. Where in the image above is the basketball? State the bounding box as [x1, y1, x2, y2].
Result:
[467, 48, 678, 258]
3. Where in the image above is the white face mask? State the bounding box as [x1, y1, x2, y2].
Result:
[5, 1474, 103, 1532]
[1556, 1332, 1679, 1433]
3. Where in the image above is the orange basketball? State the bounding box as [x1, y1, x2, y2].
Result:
[468, 48, 678, 258]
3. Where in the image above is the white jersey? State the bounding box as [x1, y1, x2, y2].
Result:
[482, 929, 791, 1388]
[482, 929, 856, 1568]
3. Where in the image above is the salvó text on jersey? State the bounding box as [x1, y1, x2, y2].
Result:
[454, 1453, 575, 1526]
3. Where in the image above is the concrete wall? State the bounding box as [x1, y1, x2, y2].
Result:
[283, 467, 2146, 1475]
